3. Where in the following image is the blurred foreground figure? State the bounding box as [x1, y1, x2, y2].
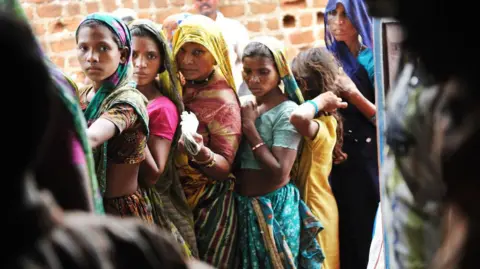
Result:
[364, 0, 480, 269]
[1, 9, 212, 269]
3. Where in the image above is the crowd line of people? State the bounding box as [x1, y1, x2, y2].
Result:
[5, 0, 476, 268]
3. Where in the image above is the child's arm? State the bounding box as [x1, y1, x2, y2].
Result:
[290, 92, 347, 139]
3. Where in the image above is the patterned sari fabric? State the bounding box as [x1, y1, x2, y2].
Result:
[175, 80, 241, 268]
[237, 184, 324, 269]
[235, 37, 323, 269]
[130, 19, 197, 258]
[79, 81, 151, 221]
[172, 15, 242, 268]
[0, 0, 103, 213]
[76, 13, 149, 195]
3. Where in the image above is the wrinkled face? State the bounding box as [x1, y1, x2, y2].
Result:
[76, 25, 127, 83]
[193, 0, 218, 18]
[132, 36, 162, 87]
[176, 42, 215, 81]
[242, 56, 280, 97]
[327, 3, 358, 42]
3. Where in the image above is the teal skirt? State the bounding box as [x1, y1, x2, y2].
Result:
[235, 183, 324, 269]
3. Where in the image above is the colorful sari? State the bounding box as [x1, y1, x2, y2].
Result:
[172, 15, 241, 268]
[76, 13, 149, 195]
[0, 0, 103, 213]
[235, 37, 324, 269]
[130, 19, 198, 257]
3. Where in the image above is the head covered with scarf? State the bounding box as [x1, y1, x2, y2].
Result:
[76, 12, 135, 121]
[129, 19, 184, 174]
[245, 36, 304, 104]
[76, 13, 149, 195]
[172, 14, 236, 92]
[0, 0, 104, 213]
[325, 0, 373, 89]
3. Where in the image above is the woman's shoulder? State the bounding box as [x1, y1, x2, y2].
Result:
[207, 80, 239, 105]
[278, 100, 299, 114]
[148, 96, 178, 115]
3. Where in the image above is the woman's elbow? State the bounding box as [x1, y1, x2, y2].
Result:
[88, 134, 103, 148]
[289, 112, 309, 129]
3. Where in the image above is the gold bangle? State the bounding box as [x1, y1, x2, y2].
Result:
[251, 142, 265, 151]
[192, 148, 214, 165]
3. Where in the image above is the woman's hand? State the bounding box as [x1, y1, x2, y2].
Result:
[241, 100, 260, 125]
[335, 70, 362, 100]
[317, 91, 348, 112]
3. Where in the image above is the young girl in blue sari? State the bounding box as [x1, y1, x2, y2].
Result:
[324, 0, 378, 268]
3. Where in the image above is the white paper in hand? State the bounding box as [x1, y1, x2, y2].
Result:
[180, 111, 201, 156]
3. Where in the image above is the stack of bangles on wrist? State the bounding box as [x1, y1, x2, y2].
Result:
[192, 148, 216, 168]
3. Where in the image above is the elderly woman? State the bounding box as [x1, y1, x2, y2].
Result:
[172, 15, 241, 268]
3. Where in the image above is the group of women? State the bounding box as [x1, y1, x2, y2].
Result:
[29, 0, 379, 267]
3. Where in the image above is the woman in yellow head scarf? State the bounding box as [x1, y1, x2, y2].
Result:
[172, 15, 241, 268]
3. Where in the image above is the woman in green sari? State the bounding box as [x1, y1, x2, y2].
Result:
[76, 13, 152, 222]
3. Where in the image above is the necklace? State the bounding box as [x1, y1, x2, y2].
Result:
[185, 69, 215, 86]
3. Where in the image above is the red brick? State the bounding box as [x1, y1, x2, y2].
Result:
[123, 0, 134, 9]
[286, 46, 298, 61]
[23, 5, 35, 20]
[23, 0, 53, 4]
[246, 21, 262, 32]
[48, 17, 83, 34]
[138, 11, 153, 19]
[312, 0, 328, 7]
[67, 2, 81, 16]
[249, 3, 277, 14]
[273, 33, 284, 42]
[300, 13, 312, 27]
[33, 22, 46, 35]
[169, 0, 184, 7]
[71, 71, 87, 86]
[289, 30, 314, 45]
[103, 0, 117, 12]
[50, 37, 76, 53]
[219, 5, 245, 18]
[138, 0, 151, 9]
[37, 3, 62, 18]
[155, 7, 182, 24]
[266, 18, 279, 30]
[86, 1, 99, 13]
[154, 0, 168, 8]
[50, 55, 65, 68]
[317, 26, 325, 40]
[280, 0, 307, 9]
[68, 56, 80, 68]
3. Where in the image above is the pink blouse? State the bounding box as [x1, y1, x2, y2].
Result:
[147, 96, 179, 141]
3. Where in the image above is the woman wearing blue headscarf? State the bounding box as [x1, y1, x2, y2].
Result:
[324, 1, 379, 269]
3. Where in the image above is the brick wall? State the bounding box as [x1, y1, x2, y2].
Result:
[21, 0, 328, 82]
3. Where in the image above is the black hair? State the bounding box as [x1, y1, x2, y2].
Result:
[76, 20, 122, 49]
[130, 26, 166, 73]
[242, 41, 275, 62]
[242, 41, 281, 81]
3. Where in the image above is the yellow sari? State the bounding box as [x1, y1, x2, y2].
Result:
[171, 15, 241, 269]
